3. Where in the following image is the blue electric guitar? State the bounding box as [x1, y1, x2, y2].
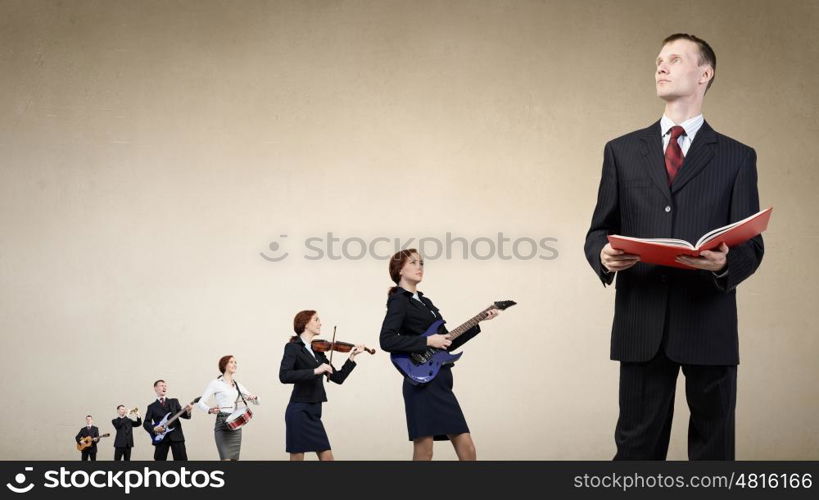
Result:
[390, 300, 516, 385]
[151, 397, 200, 445]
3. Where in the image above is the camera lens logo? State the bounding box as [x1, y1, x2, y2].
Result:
[6, 467, 35, 494]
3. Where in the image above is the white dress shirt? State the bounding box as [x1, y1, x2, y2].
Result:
[300, 333, 318, 359]
[660, 114, 704, 156]
[196, 378, 255, 414]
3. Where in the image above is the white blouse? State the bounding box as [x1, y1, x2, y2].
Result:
[196, 377, 256, 414]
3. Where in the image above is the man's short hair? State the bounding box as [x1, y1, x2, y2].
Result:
[86, 415, 92, 418]
[663, 33, 716, 91]
[153, 379, 165, 387]
[116, 404, 125, 410]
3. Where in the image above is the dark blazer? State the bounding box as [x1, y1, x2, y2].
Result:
[75, 426, 100, 450]
[380, 287, 480, 354]
[279, 338, 356, 403]
[112, 416, 142, 448]
[584, 120, 764, 365]
[143, 398, 190, 442]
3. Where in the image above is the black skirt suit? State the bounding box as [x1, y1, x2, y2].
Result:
[380, 287, 480, 441]
[279, 338, 356, 453]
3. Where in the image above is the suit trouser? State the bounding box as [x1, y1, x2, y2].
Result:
[80, 449, 96, 461]
[153, 440, 188, 461]
[614, 346, 737, 460]
[114, 447, 132, 461]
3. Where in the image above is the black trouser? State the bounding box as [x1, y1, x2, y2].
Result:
[614, 348, 737, 460]
[80, 449, 96, 461]
[114, 447, 132, 461]
[153, 440, 188, 461]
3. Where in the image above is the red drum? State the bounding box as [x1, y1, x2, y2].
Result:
[225, 407, 253, 431]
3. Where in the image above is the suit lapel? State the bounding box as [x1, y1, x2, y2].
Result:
[410, 298, 429, 317]
[639, 121, 672, 203]
[299, 344, 320, 367]
[412, 293, 437, 318]
[671, 120, 717, 194]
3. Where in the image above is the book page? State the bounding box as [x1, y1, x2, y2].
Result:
[613, 235, 695, 250]
[695, 210, 768, 248]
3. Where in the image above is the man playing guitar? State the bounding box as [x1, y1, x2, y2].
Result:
[142, 380, 192, 461]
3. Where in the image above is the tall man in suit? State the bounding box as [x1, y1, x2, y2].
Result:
[584, 34, 764, 460]
[75, 415, 100, 461]
[143, 379, 192, 461]
[112, 404, 142, 461]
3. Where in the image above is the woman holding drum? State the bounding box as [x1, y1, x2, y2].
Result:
[196, 355, 259, 461]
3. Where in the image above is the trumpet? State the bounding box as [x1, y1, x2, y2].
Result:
[127, 407, 139, 416]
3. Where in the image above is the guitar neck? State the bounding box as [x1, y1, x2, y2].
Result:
[164, 403, 193, 426]
[446, 305, 494, 341]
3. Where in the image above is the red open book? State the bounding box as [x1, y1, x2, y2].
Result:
[607, 207, 772, 269]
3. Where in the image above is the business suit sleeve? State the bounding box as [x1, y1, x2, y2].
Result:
[176, 399, 191, 420]
[112, 418, 124, 430]
[584, 141, 619, 286]
[132, 417, 142, 427]
[328, 358, 356, 385]
[714, 148, 764, 292]
[143, 407, 155, 436]
[448, 324, 481, 351]
[75, 429, 83, 443]
[279, 343, 318, 383]
[380, 295, 428, 353]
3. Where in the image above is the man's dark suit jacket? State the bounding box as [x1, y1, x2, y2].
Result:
[584, 120, 764, 365]
[279, 338, 356, 403]
[143, 398, 189, 442]
[112, 415, 142, 448]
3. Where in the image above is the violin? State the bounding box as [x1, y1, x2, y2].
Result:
[311, 339, 376, 355]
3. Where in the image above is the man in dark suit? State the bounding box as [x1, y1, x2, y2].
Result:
[584, 33, 764, 460]
[112, 404, 142, 461]
[143, 379, 191, 461]
[75, 415, 100, 461]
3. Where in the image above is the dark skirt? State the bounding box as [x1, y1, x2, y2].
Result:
[285, 401, 331, 453]
[214, 413, 242, 460]
[403, 365, 470, 441]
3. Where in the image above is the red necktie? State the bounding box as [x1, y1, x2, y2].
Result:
[665, 125, 686, 185]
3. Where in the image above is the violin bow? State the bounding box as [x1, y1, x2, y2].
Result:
[326, 325, 337, 378]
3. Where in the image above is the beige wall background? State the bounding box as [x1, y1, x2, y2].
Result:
[1, 0, 817, 460]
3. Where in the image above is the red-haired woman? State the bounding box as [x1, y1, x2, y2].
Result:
[380, 248, 498, 460]
[279, 310, 365, 461]
[196, 355, 258, 460]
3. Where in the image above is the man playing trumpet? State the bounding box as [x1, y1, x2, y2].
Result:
[112, 404, 142, 461]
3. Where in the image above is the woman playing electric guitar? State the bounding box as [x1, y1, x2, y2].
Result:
[379, 249, 501, 461]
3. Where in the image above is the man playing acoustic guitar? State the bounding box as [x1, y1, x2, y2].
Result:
[75, 415, 101, 461]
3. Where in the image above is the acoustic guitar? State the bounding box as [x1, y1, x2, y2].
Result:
[76, 433, 110, 451]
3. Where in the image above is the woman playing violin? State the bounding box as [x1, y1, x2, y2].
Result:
[278, 310, 367, 461]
